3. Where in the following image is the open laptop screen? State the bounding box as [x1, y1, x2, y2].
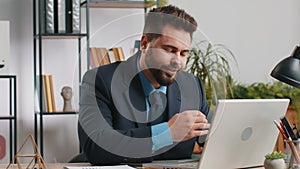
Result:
[142, 99, 289, 169]
[198, 99, 289, 169]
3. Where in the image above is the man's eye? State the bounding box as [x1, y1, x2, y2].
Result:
[181, 51, 189, 57]
[164, 48, 176, 53]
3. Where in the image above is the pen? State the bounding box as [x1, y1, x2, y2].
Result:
[274, 120, 288, 140]
[280, 117, 297, 140]
[280, 121, 292, 139]
[274, 120, 300, 164]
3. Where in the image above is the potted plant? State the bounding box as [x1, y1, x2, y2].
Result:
[148, 0, 168, 7]
[185, 40, 237, 107]
[264, 151, 286, 169]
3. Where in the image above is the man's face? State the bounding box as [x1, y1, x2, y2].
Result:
[140, 24, 191, 86]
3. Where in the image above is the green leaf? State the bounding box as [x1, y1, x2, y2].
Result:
[265, 151, 286, 159]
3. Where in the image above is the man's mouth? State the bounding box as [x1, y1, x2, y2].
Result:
[162, 68, 178, 77]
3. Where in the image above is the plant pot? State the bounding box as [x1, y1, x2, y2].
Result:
[264, 158, 285, 169]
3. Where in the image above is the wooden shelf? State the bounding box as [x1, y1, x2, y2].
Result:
[35, 33, 88, 39]
[35, 112, 78, 115]
[82, 0, 156, 8]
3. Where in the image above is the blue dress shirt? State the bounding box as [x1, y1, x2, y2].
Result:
[137, 63, 173, 152]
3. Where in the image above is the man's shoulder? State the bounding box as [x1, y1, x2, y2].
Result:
[177, 71, 199, 81]
[86, 62, 121, 75]
[82, 62, 122, 82]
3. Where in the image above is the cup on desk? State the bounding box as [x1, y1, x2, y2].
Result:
[285, 139, 300, 168]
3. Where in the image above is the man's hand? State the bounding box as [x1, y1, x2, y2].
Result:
[167, 110, 210, 142]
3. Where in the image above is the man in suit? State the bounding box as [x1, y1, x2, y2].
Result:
[78, 5, 211, 165]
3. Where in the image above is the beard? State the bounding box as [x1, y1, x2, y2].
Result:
[149, 68, 176, 86]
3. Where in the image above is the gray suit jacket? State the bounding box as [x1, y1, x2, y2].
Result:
[78, 52, 210, 165]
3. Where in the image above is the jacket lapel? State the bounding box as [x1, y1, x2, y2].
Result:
[166, 72, 201, 119]
[167, 81, 181, 119]
[111, 52, 148, 128]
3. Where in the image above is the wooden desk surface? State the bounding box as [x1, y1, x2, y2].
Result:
[2, 163, 91, 169]
[1, 163, 266, 169]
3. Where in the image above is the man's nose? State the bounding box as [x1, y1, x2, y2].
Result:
[170, 55, 181, 69]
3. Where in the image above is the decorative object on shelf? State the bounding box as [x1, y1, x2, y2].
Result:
[185, 40, 237, 107]
[264, 151, 286, 169]
[0, 134, 6, 160]
[61, 86, 74, 112]
[0, 21, 10, 75]
[6, 134, 46, 169]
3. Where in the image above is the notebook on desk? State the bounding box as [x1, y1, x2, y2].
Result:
[143, 99, 290, 169]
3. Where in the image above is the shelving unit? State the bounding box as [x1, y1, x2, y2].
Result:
[0, 75, 17, 162]
[33, 0, 158, 159]
[82, 0, 156, 8]
[32, 0, 90, 157]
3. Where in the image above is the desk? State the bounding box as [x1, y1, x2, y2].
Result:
[1, 163, 265, 169]
[2, 163, 90, 169]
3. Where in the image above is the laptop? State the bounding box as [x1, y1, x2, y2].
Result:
[143, 99, 290, 169]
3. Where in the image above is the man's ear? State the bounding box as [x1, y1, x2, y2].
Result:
[140, 35, 149, 51]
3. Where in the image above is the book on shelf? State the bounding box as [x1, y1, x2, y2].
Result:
[44, 75, 53, 112]
[65, 0, 73, 33]
[89, 47, 110, 68]
[42, 0, 81, 33]
[43, 0, 55, 33]
[72, 0, 81, 33]
[57, 0, 66, 33]
[89, 47, 126, 68]
[48, 75, 56, 112]
[112, 47, 125, 61]
[35, 75, 47, 112]
[97, 48, 110, 66]
[107, 50, 116, 63]
[42, 75, 56, 113]
[130, 40, 140, 55]
[89, 47, 99, 68]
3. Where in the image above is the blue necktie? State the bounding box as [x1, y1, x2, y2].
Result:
[148, 90, 167, 122]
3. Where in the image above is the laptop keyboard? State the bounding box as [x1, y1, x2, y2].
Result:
[177, 161, 199, 168]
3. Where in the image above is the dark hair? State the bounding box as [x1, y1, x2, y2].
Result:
[143, 5, 198, 41]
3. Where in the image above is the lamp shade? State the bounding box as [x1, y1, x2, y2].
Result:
[271, 46, 300, 88]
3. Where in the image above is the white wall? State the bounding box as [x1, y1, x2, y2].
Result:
[170, 0, 300, 84]
[0, 0, 33, 163]
[0, 0, 299, 163]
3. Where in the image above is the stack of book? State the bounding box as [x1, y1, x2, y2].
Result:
[43, 0, 81, 34]
[89, 47, 125, 68]
[36, 75, 56, 113]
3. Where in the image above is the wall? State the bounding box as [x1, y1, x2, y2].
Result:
[170, 0, 300, 84]
[0, 0, 33, 163]
[0, 0, 299, 163]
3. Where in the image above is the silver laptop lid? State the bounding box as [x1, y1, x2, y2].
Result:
[198, 99, 289, 169]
